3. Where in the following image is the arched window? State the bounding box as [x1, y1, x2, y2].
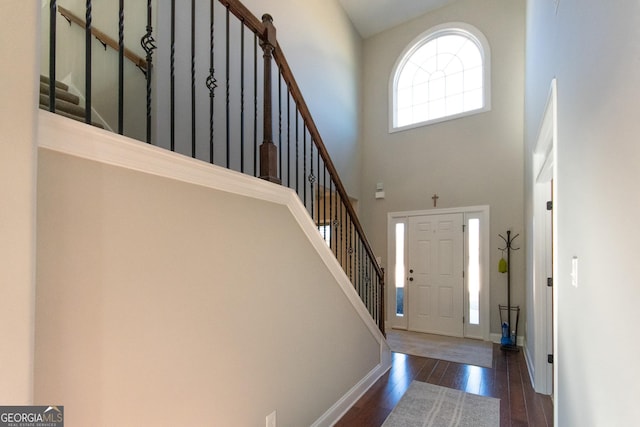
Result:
[390, 23, 491, 131]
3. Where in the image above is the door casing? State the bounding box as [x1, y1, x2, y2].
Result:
[530, 78, 557, 396]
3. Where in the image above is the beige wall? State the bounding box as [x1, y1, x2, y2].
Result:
[524, 0, 640, 424]
[0, 0, 38, 403]
[35, 143, 381, 426]
[360, 0, 526, 334]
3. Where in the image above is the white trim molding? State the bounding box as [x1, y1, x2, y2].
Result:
[528, 79, 557, 396]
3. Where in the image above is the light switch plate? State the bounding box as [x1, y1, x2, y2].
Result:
[266, 410, 276, 427]
[571, 256, 578, 287]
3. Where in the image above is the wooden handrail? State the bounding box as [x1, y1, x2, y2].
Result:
[218, 0, 265, 36]
[272, 42, 384, 282]
[58, 6, 147, 72]
[215, 1, 383, 283]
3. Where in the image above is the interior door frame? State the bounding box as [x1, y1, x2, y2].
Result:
[531, 79, 557, 396]
[387, 205, 491, 341]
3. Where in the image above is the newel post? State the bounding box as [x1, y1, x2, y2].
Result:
[259, 14, 280, 184]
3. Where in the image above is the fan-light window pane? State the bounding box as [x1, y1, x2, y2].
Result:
[444, 56, 464, 75]
[429, 77, 446, 101]
[464, 88, 483, 111]
[447, 94, 464, 115]
[464, 66, 483, 90]
[393, 27, 487, 129]
[397, 87, 413, 109]
[446, 72, 464, 96]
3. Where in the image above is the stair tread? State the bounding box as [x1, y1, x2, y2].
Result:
[39, 93, 86, 118]
[40, 75, 69, 91]
[39, 82, 80, 105]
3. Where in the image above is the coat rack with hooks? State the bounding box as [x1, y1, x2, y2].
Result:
[498, 229, 520, 352]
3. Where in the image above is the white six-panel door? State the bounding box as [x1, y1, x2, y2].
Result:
[407, 214, 464, 337]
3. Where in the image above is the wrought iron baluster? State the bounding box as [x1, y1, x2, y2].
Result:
[338, 199, 342, 265]
[295, 108, 299, 194]
[225, 7, 230, 167]
[329, 180, 334, 252]
[316, 146, 320, 234]
[303, 124, 307, 206]
[207, 0, 216, 164]
[141, 0, 156, 144]
[355, 238, 360, 295]
[240, 21, 245, 173]
[118, 0, 124, 134]
[170, 0, 175, 151]
[287, 90, 291, 187]
[309, 138, 314, 220]
[349, 217, 353, 282]
[49, 0, 57, 112]
[278, 71, 282, 176]
[191, 0, 196, 158]
[323, 164, 327, 244]
[253, 35, 258, 176]
[85, 0, 92, 124]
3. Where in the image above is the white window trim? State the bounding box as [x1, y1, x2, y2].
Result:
[388, 22, 492, 133]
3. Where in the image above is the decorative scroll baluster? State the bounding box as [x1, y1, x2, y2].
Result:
[329, 181, 333, 251]
[323, 164, 327, 243]
[316, 142, 320, 228]
[141, 0, 156, 144]
[207, 0, 217, 163]
[118, 0, 124, 134]
[85, 0, 92, 124]
[309, 141, 314, 220]
[351, 225, 354, 283]
[303, 125, 307, 204]
[49, 0, 57, 112]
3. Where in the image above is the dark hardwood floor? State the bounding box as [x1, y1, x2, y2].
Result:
[336, 344, 553, 427]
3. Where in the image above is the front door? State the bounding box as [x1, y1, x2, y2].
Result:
[407, 214, 464, 337]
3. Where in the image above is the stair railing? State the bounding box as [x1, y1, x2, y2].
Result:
[45, 0, 385, 334]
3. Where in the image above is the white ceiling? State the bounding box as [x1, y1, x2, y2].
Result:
[337, 0, 459, 38]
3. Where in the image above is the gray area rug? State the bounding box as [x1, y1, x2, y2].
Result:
[382, 381, 500, 427]
[386, 329, 493, 368]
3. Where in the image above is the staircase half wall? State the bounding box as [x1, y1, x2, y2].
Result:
[35, 111, 390, 426]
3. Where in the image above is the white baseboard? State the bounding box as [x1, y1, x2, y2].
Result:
[312, 340, 392, 427]
[523, 340, 536, 389]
